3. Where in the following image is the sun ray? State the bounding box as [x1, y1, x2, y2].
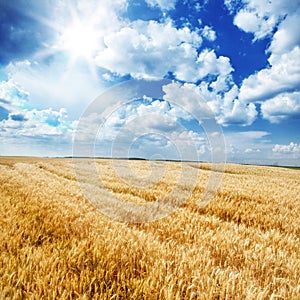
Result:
[9, 1, 103, 83]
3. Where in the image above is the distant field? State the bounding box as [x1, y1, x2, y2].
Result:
[0, 157, 299, 299]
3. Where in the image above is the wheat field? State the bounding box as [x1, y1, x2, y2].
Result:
[0, 156, 299, 299]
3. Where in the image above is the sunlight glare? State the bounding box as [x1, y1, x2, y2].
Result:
[59, 21, 100, 59]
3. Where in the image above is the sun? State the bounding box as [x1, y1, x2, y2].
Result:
[30, 4, 104, 79]
[58, 20, 100, 60]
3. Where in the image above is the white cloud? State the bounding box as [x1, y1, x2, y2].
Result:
[232, 0, 300, 40]
[0, 79, 29, 110]
[271, 142, 300, 165]
[1, 0, 132, 120]
[79, 91, 212, 160]
[225, 130, 270, 152]
[233, 9, 277, 40]
[55, 0, 127, 35]
[268, 12, 300, 56]
[4, 1, 240, 130]
[94, 19, 234, 83]
[145, 0, 177, 10]
[228, 1, 300, 125]
[261, 91, 300, 123]
[162, 82, 214, 121]
[273, 142, 300, 154]
[234, 10, 260, 34]
[217, 99, 257, 126]
[0, 80, 74, 156]
[175, 48, 233, 82]
[95, 20, 205, 81]
[173, 82, 258, 126]
[224, 0, 242, 14]
[239, 46, 300, 103]
[232, 131, 270, 140]
[201, 25, 216, 41]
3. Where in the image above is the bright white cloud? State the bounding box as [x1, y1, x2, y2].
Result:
[1, 0, 131, 121]
[217, 99, 257, 126]
[273, 142, 300, 154]
[55, 0, 127, 35]
[0, 80, 74, 156]
[145, 0, 177, 10]
[261, 91, 300, 123]
[77, 88, 213, 160]
[4, 1, 239, 129]
[0, 79, 29, 110]
[268, 12, 300, 56]
[234, 11, 260, 34]
[233, 9, 277, 40]
[224, 0, 242, 14]
[217, 0, 300, 125]
[229, 0, 300, 125]
[231, 0, 300, 40]
[95, 20, 205, 81]
[162, 82, 214, 120]
[239, 46, 300, 103]
[271, 142, 300, 165]
[171, 82, 258, 126]
[175, 49, 233, 82]
[201, 25, 216, 41]
[94, 19, 233, 83]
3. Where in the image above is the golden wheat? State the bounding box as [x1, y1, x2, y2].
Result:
[0, 157, 299, 299]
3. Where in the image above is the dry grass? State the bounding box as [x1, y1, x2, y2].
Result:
[0, 156, 299, 299]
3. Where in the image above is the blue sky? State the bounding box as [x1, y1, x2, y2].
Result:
[0, 0, 299, 166]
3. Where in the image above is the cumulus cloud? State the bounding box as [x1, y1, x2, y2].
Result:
[261, 91, 300, 123]
[217, 99, 257, 126]
[145, 0, 177, 10]
[227, 0, 300, 125]
[236, 2, 300, 105]
[2, 0, 300, 159]
[268, 12, 300, 56]
[83, 91, 212, 160]
[201, 25, 216, 41]
[95, 20, 203, 80]
[233, 9, 277, 40]
[239, 46, 300, 103]
[162, 82, 214, 121]
[169, 82, 258, 126]
[0, 79, 75, 155]
[175, 48, 233, 83]
[273, 142, 300, 154]
[231, 0, 300, 40]
[95, 19, 234, 83]
[3, 0, 242, 128]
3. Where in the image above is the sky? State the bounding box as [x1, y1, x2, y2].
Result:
[0, 0, 299, 166]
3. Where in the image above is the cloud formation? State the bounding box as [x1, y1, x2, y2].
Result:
[228, 0, 300, 124]
[145, 0, 177, 11]
[0, 79, 74, 155]
[273, 142, 300, 154]
[0, 0, 299, 164]
[261, 91, 300, 123]
[95, 20, 203, 80]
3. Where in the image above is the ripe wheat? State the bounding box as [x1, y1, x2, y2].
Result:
[0, 157, 299, 299]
